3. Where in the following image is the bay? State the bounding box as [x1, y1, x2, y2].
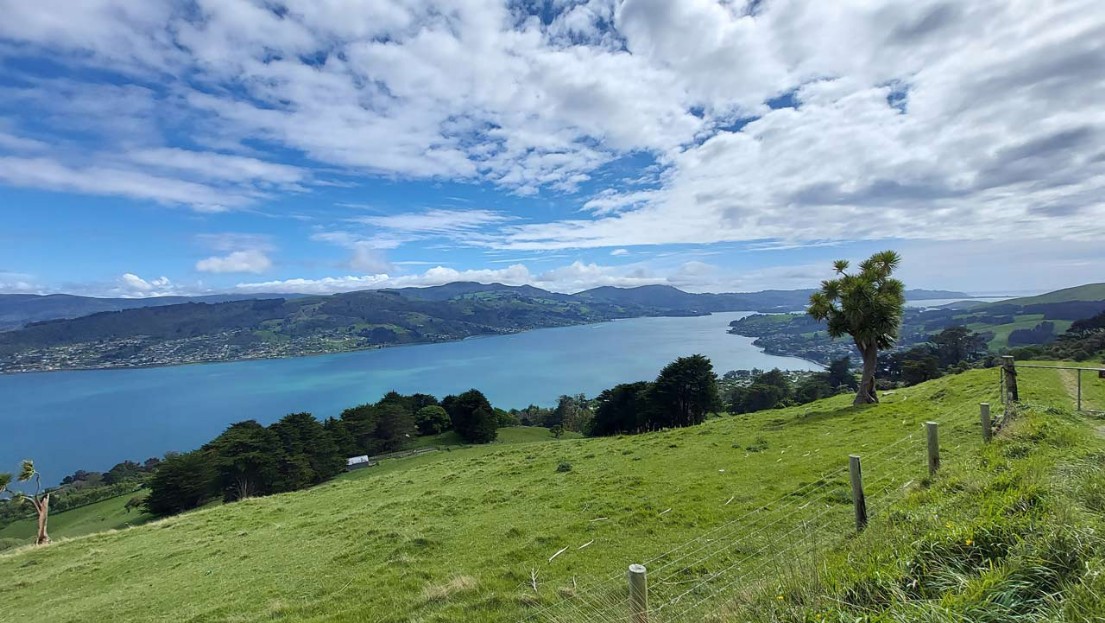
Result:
[0, 311, 819, 484]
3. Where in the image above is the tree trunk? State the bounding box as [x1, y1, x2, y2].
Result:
[35, 494, 50, 545]
[854, 342, 879, 405]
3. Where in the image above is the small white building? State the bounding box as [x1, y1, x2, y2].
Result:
[346, 455, 375, 469]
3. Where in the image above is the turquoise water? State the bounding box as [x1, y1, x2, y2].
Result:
[0, 312, 818, 483]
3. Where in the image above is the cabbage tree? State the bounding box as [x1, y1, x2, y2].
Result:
[0, 459, 51, 545]
[808, 251, 905, 405]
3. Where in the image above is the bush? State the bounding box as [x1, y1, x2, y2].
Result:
[556, 462, 572, 473]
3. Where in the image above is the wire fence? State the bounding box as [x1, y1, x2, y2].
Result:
[517, 392, 985, 623]
[1015, 363, 1105, 415]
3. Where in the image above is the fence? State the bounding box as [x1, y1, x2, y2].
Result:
[1014, 361, 1105, 415]
[518, 397, 995, 623]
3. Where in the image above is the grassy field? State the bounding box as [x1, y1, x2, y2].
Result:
[966, 314, 1073, 350]
[1, 368, 1101, 622]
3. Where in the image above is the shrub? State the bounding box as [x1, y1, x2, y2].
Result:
[556, 462, 572, 473]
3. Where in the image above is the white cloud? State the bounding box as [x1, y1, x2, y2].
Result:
[610, 248, 629, 256]
[355, 209, 510, 236]
[349, 243, 392, 274]
[116, 273, 178, 297]
[0, 0, 1102, 254]
[0, 270, 41, 294]
[195, 250, 273, 274]
[234, 259, 727, 295]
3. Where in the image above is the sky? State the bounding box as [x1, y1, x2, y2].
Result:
[0, 0, 1103, 298]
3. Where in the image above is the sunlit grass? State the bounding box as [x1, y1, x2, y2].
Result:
[2, 368, 1095, 623]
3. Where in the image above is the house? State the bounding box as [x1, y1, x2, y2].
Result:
[346, 455, 376, 470]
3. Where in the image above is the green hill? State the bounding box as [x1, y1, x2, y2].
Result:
[2, 369, 1103, 622]
[989, 282, 1105, 306]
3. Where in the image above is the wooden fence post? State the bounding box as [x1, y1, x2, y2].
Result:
[628, 564, 648, 623]
[925, 422, 940, 475]
[1077, 369, 1082, 412]
[849, 455, 867, 531]
[1001, 356, 1018, 403]
[980, 403, 992, 443]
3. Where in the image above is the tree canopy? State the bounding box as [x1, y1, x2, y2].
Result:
[808, 250, 905, 404]
[444, 389, 499, 443]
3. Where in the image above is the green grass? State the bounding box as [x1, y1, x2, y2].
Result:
[966, 315, 1073, 350]
[0, 491, 152, 547]
[714, 385, 1105, 622]
[1, 369, 1100, 623]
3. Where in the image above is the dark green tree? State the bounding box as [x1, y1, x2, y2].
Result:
[270, 412, 346, 486]
[323, 417, 358, 457]
[205, 420, 284, 502]
[932, 326, 986, 367]
[794, 375, 834, 403]
[729, 383, 788, 414]
[414, 405, 451, 436]
[373, 403, 417, 452]
[902, 352, 941, 385]
[590, 381, 653, 435]
[649, 354, 721, 428]
[144, 451, 216, 517]
[447, 389, 498, 443]
[808, 250, 906, 405]
[339, 404, 382, 453]
[826, 356, 858, 390]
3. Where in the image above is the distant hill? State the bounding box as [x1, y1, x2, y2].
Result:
[730, 281, 1105, 361]
[383, 282, 573, 302]
[0, 292, 310, 332]
[0, 282, 975, 372]
[984, 283, 1105, 307]
[576, 284, 968, 313]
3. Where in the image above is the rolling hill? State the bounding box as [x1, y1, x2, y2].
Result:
[0, 292, 311, 332]
[1, 367, 1101, 622]
[982, 282, 1105, 307]
[0, 283, 971, 372]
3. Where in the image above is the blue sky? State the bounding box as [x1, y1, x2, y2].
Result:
[1, 0, 1103, 297]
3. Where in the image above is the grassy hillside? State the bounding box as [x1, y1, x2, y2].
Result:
[993, 282, 1105, 306]
[2, 368, 1101, 622]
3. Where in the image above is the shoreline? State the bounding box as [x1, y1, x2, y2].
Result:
[0, 309, 824, 377]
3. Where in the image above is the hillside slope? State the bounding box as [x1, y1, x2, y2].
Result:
[0, 292, 310, 331]
[5, 368, 1096, 622]
[990, 282, 1105, 306]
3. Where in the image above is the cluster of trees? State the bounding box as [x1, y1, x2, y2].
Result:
[1008, 321, 1056, 347]
[590, 355, 721, 436]
[1011, 310, 1105, 362]
[145, 388, 506, 516]
[145, 413, 347, 516]
[876, 325, 988, 386]
[509, 394, 593, 434]
[727, 358, 858, 414]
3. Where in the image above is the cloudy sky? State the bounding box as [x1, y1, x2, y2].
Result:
[1, 0, 1103, 297]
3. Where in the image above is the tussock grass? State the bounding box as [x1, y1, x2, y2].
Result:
[1, 368, 1098, 622]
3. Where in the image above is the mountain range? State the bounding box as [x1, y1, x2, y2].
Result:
[0, 284, 971, 332]
[0, 283, 971, 373]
